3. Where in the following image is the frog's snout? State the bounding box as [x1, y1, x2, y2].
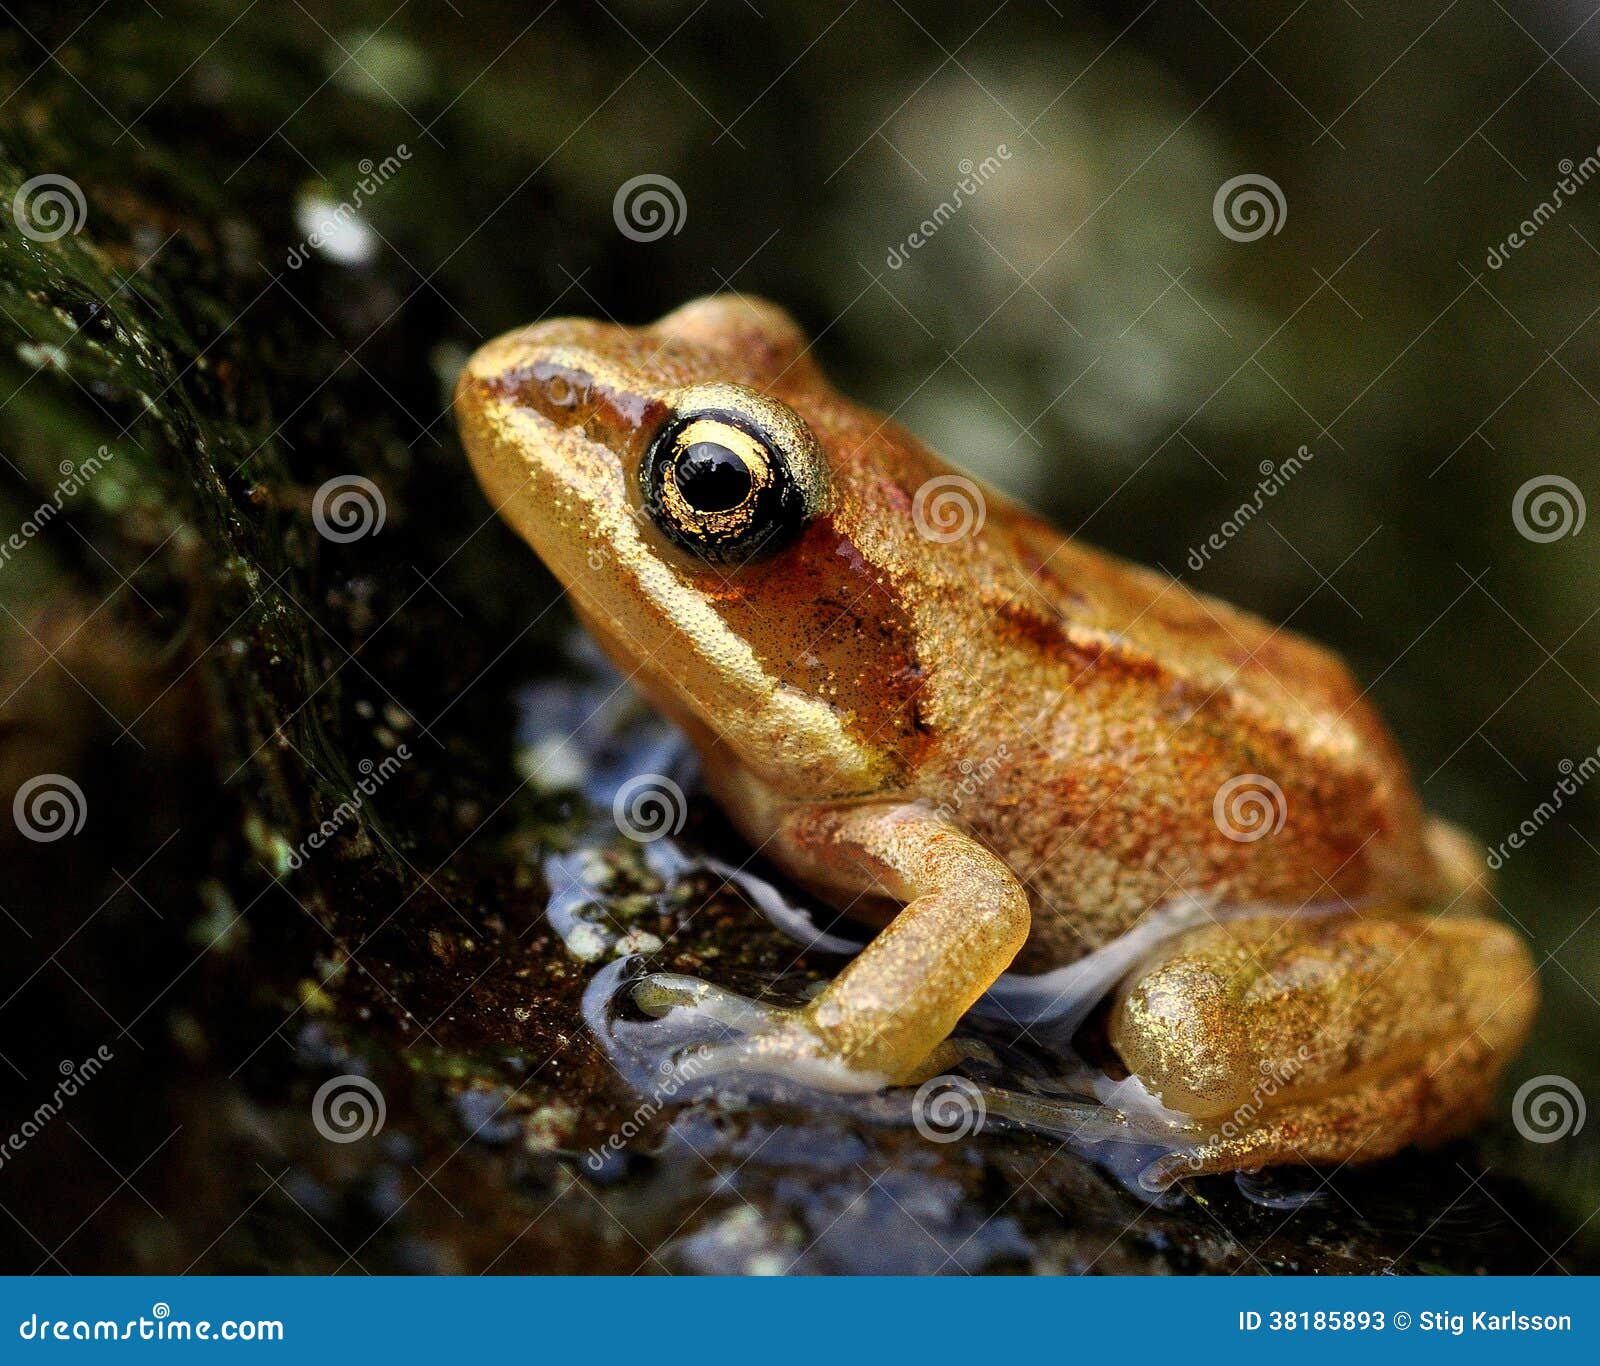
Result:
[459, 324, 674, 459]
[455, 326, 573, 419]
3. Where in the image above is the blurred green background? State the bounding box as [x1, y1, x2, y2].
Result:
[2, 0, 1596, 1262]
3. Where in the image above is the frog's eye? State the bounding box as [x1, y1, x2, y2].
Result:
[642, 394, 823, 565]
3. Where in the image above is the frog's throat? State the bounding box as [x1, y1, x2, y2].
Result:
[563, 502, 891, 799]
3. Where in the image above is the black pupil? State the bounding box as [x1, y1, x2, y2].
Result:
[675, 441, 753, 512]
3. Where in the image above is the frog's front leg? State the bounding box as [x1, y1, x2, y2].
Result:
[636, 802, 1030, 1088]
[1109, 910, 1539, 1188]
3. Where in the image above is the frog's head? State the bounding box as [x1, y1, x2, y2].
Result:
[454, 295, 943, 799]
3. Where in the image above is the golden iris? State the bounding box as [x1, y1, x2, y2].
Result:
[642, 391, 822, 564]
[656, 418, 774, 543]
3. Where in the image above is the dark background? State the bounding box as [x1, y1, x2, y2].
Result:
[0, 0, 1595, 1271]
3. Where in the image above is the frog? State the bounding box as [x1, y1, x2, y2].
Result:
[454, 293, 1539, 1180]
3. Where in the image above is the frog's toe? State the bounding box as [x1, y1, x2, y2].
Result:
[898, 1036, 996, 1084]
[630, 972, 889, 1091]
[690, 1023, 876, 1090]
[631, 972, 793, 1034]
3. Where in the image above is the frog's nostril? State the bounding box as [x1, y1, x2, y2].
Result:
[520, 360, 599, 428]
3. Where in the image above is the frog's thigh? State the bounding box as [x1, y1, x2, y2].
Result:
[1109, 911, 1539, 1183]
[778, 803, 1031, 1084]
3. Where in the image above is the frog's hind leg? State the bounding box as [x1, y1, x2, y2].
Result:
[1137, 1032, 1510, 1189]
[1109, 909, 1539, 1189]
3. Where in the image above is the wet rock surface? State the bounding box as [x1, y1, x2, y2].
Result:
[0, 6, 1594, 1275]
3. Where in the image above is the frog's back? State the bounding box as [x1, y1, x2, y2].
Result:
[818, 420, 1451, 960]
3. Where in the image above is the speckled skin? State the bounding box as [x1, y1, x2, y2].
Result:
[455, 295, 1538, 1178]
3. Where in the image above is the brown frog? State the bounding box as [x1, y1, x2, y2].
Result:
[454, 294, 1538, 1179]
